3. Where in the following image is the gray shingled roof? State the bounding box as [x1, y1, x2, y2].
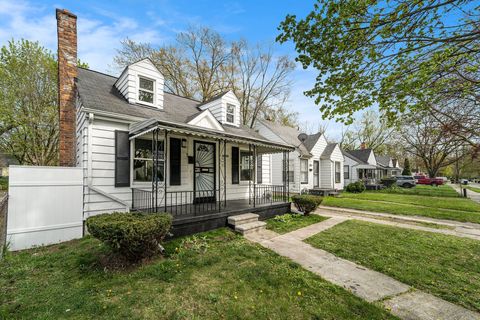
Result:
[320, 143, 338, 159]
[259, 120, 311, 156]
[76, 68, 268, 141]
[375, 155, 392, 168]
[303, 132, 322, 152]
[343, 149, 373, 164]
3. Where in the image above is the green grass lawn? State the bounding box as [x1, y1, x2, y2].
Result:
[0, 228, 395, 320]
[306, 220, 480, 312]
[266, 214, 328, 234]
[323, 191, 480, 224]
[0, 177, 7, 191]
[340, 192, 480, 213]
[466, 186, 480, 193]
[377, 184, 460, 197]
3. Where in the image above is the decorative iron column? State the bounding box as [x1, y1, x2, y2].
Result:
[253, 144, 257, 208]
[224, 140, 227, 207]
[164, 130, 168, 212]
[248, 144, 252, 205]
[287, 151, 290, 202]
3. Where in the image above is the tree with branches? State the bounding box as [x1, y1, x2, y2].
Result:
[399, 114, 471, 177]
[114, 27, 296, 128]
[277, 0, 480, 138]
[0, 40, 59, 165]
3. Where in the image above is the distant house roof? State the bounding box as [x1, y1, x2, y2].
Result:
[321, 143, 338, 159]
[76, 68, 272, 143]
[259, 120, 311, 157]
[344, 149, 373, 164]
[375, 155, 392, 168]
[303, 132, 323, 152]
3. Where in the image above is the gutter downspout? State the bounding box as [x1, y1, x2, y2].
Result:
[86, 113, 129, 213]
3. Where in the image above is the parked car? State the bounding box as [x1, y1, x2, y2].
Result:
[436, 177, 448, 183]
[461, 179, 469, 185]
[414, 175, 444, 186]
[396, 176, 416, 188]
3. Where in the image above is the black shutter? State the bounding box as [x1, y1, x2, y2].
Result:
[257, 155, 262, 184]
[115, 130, 130, 187]
[231, 146, 239, 184]
[170, 138, 181, 186]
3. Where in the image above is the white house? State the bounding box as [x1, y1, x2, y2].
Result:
[343, 148, 402, 185]
[54, 9, 295, 237]
[255, 120, 344, 194]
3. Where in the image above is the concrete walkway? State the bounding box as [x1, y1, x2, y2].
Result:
[318, 206, 480, 241]
[247, 218, 480, 320]
[451, 183, 480, 204]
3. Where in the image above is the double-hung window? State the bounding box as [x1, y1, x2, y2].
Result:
[300, 159, 308, 184]
[335, 162, 341, 183]
[138, 77, 155, 105]
[344, 165, 350, 179]
[133, 139, 164, 182]
[240, 151, 252, 181]
[226, 104, 235, 124]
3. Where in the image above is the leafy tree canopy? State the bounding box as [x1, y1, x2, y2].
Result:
[277, 1, 480, 125]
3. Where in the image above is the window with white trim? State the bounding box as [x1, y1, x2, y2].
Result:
[240, 150, 252, 181]
[226, 103, 235, 124]
[300, 159, 308, 184]
[344, 165, 350, 179]
[133, 138, 164, 182]
[335, 161, 341, 183]
[138, 77, 155, 105]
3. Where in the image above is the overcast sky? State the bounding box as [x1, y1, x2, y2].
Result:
[0, 0, 349, 139]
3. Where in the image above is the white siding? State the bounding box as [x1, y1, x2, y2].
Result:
[343, 155, 359, 185]
[114, 59, 165, 109]
[199, 91, 241, 127]
[320, 160, 332, 188]
[330, 145, 344, 190]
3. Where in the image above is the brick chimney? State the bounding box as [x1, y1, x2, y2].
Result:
[360, 142, 366, 150]
[56, 9, 77, 166]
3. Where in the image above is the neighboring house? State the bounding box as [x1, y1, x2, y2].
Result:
[0, 153, 18, 177]
[55, 9, 293, 236]
[343, 147, 402, 185]
[255, 120, 344, 193]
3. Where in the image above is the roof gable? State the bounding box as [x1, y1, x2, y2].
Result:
[187, 109, 224, 131]
[258, 120, 311, 157]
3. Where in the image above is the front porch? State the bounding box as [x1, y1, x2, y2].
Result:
[127, 119, 295, 236]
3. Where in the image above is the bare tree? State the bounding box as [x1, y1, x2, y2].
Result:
[399, 114, 469, 177]
[233, 41, 295, 127]
[340, 110, 396, 153]
[113, 28, 296, 128]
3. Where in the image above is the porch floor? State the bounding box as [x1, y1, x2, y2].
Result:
[153, 199, 287, 221]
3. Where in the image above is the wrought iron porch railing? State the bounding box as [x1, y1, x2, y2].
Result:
[131, 184, 288, 216]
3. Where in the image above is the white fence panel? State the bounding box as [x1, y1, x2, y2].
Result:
[7, 166, 83, 251]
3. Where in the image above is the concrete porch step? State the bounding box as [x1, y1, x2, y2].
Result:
[235, 221, 267, 235]
[228, 213, 260, 226]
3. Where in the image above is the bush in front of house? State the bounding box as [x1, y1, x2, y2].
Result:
[86, 212, 172, 261]
[380, 177, 397, 188]
[345, 181, 366, 193]
[291, 195, 323, 215]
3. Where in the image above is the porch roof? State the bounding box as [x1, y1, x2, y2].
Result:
[354, 164, 381, 170]
[129, 118, 295, 153]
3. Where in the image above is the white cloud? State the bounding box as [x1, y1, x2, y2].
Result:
[0, 0, 166, 73]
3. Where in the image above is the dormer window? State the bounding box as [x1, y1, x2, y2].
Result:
[138, 76, 155, 105]
[226, 103, 235, 124]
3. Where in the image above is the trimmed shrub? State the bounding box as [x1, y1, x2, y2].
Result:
[291, 195, 323, 215]
[86, 212, 172, 261]
[380, 177, 397, 188]
[345, 181, 366, 193]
